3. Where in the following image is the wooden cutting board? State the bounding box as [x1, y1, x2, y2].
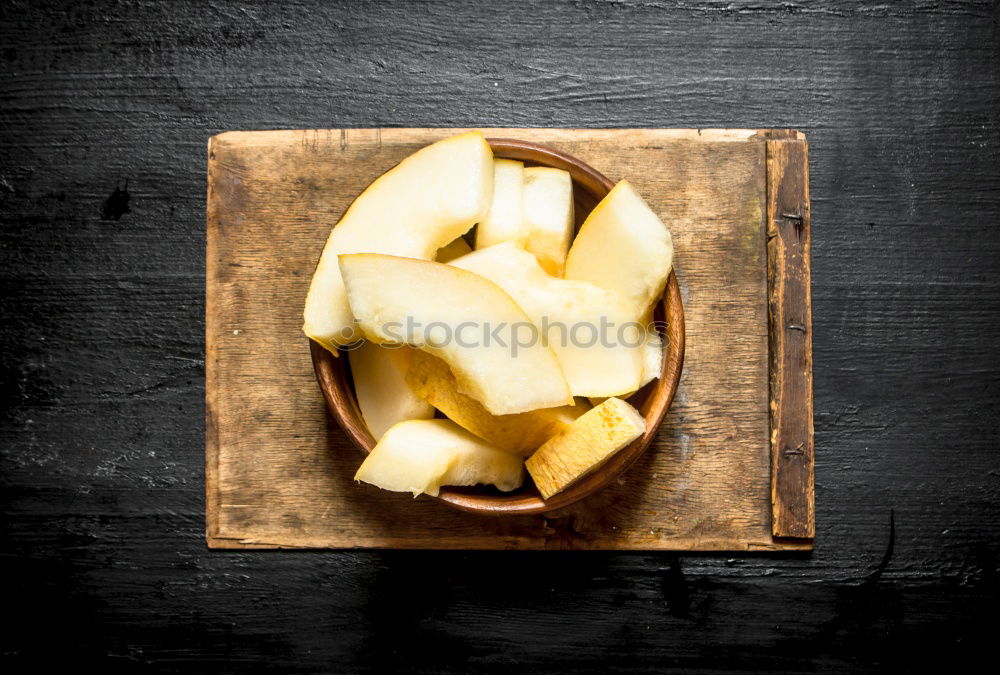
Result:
[206, 128, 813, 550]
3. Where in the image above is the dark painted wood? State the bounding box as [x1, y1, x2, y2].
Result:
[2, 0, 998, 671]
[766, 135, 816, 539]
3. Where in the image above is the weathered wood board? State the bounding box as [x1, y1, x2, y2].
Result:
[206, 128, 813, 550]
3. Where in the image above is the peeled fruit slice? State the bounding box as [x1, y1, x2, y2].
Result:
[639, 331, 664, 388]
[435, 236, 472, 263]
[589, 331, 664, 406]
[405, 348, 589, 456]
[349, 342, 434, 440]
[564, 179, 673, 315]
[451, 243, 645, 397]
[355, 419, 525, 497]
[526, 397, 646, 499]
[475, 159, 525, 250]
[304, 131, 494, 352]
[339, 253, 573, 415]
[588, 331, 664, 407]
[522, 167, 574, 276]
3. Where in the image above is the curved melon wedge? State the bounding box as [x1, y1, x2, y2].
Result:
[522, 167, 574, 276]
[304, 131, 494, 351]
[564, 179, 674, 315]
[526, 397, 646, 500]
[405, 348, 590, 456]
[349, 342, 434, 440]
[451, 242, 645, 398]
[354, 419, 525, 497]
[475, 158, 526, 250]
[339, 253, 573, 415]
[435, 236, 473, 263]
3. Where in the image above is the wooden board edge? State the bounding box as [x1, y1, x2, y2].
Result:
[205, 134, 223, 547]
[766, 135, 816, 540]
[758, 128, 807, 141]
[205, 534, 813, 551]
[203, 127, 763, 150]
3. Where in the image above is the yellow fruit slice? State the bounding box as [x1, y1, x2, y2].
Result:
[451, 242, 645, 397]
[564, 180, 673, 315]
[475, 159, 525, 249]
[304, 131, 494, 352]
[639, 330, 664, 387]
[526, 397, 646, 499]
[405, 348, 589, 456]
[588, 332, 663, 407]
[354, 419, 525, 497]
[339, 253, 573, 415]
[349, 342, 434, 440]
[435, 236, 473, 263]
[522, 167, 574, 276]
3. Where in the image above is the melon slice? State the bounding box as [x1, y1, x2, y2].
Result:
[435, 236, 473, 263]
[339, 253, 573, 415]
[405, 348, 589, 456]
[474, 159, 525, 250]
[304, 131, 494, 351]
[564, 180, 673, 315]
[522, 167, 574, 276]
[349, 342, 433, 440]
[451, 242, 645, 397]
[354, 419, 524, 497]
[526, 397, 646, 499]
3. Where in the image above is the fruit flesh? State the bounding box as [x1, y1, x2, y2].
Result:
[405, 348, 590, 456]
[349, 342, 434, 440]
[525, 397, 646, 499]
[475, 159, 525, 250]
[435, 236, 473, 263]
[451, 243, 645, 397]
[640, 330, 664, 387]
[304, 131, 494, 352]
[564, 180, 673, 315]
[522, 167, 574, 276]
[354, 419, 525, 497]
[588, 331, 664, 406]
[339, 253, 573, 415]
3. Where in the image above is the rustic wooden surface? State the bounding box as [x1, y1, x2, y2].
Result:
[207, 127, 797, 550]
[766, 135, 816, 539]
[3, 0, 998, 671]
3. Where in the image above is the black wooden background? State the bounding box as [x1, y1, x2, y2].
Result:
[2, 0, 999, 672]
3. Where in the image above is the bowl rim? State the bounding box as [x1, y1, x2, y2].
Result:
[309, 137, 686, 516]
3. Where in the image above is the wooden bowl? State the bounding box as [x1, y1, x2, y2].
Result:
[310, 138, 685, 515]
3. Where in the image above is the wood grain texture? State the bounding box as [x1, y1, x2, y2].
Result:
[3, 0, 999, 670]
[767, 136, 816, 539]
[206, 127, 795, 550]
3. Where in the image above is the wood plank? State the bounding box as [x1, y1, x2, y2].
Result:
[766, 137, 816, 540]
[205, 128, 809, 550]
